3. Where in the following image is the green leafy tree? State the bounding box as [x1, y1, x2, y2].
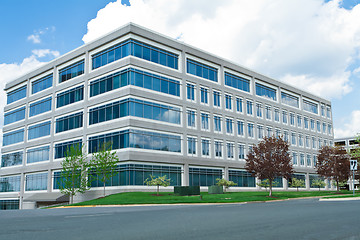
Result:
[290, 178, 305, 191]
[144, 175, 171, 196]
[90, 142, 119, 197]
[58, 144, 89, 204]
[311, 179, 326, 191]
[317, 146, 350, 192]
[246, 136, 293, 197]
[216, 178, 236, 193]
[256, 179, 279, 191]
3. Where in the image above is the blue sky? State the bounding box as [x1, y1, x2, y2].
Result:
[0, 0, 360, 140]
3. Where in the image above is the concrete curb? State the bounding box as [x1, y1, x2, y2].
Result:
[319, 197, 360, 201]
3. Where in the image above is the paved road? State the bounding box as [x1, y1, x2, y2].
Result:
[1, 199, 360, 240]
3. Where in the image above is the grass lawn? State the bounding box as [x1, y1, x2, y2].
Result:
[68, 190, 355, 206]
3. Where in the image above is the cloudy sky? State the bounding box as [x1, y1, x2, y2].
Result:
[1, 0, 360, 147]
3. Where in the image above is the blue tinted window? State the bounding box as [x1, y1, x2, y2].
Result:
[229, 170, 255, 187]
[224, 72, 250, 92]
[90, 68, 180, 97]
[27, 146, 50, 164]
[1, 151, 23, 168]
[54, 140, 82, 159]
[57, 86, 83, 108]
[28, 121, 51, 140]
[255, 83, 277, 101]
[89, 98, 180, 125]
[29, 97, 52, 117]
[303, 100, 318, 114]
[56, 112, 83, 133]
[4, 107, 25, 125]
[281, 92, 299, 108]
[59, 60, 85, 83]
[3, 129, 24, 146]
[88, 129, 181, 154]
[32, 74, 53, 94]
[7, 86, 27, 104]
[25, 173, 48, 191]
[92, 39, 178, 70]
[187, 59, 218, 82]
[0, 175, 21, 192]
[189, 168, 222, 186]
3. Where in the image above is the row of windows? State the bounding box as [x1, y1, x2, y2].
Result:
[59, 60, 85, 83]
[1, 146, 50, 167]
[186, 59, 218, 82]
[89, 98, 181, 125]
[90, 68, 180, 97]
[4, 107, 25, 125]
[56, 85, 84, 108]
[56, 112, 83, 133]
[28, 121, 51, 140]
[32, 74, 53, 94]
[92, 39, 178, 70]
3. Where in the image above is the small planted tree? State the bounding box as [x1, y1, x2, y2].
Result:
[58, 144, 89, 204]
[216, 178, 236, 193]
[144, 175, 171, 196]
[246, 136, 293, 197]
[90, 142, 119, 197]
[257, 179, 279, 191]
[317, 146, 350, 192]
[290, 178, 305, 191]
[312, 179, 326, 191]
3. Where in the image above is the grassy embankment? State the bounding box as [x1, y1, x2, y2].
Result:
[68, 190, 355, 206]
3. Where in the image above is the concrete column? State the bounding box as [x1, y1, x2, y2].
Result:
[224, 166, 229, 180]
[183, 163, 189, 186]
[305, 173, 310, 190]
[283, 178, 288, 190]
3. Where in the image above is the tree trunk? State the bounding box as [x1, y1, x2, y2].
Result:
[297, 187, 299, 192]
[70, 193, 73, 205]
[157, 185, 159, 196]
[336, 180, 339, 192]
[269, 181, 273, 197]
[103, 180, 106, 197]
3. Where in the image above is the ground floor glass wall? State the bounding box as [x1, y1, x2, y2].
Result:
[189, 168, 222, 186]
[228, 170, 255, 187]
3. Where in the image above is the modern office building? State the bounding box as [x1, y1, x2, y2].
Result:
[334, 136, 359, 152]
[1, 23, 334, 209]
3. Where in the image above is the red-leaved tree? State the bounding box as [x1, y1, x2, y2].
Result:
[245, 136, 293, 197]
[317, 146, 350, 192]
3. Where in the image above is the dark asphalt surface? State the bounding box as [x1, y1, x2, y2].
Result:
[1, 198, 360, 240]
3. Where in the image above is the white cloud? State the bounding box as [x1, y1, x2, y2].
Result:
[82, 0, 360, 100]
[334, 110, 360, 138]
[32, 49, 60, 58]
[27, 34, 41, 44]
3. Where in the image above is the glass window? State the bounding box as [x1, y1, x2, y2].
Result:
[7, 86, 26, 104]
[282, 111, 288, 124]
[25, 172, 48, 191]
[202, 139, 210, 156]
[229, 170, 255, 187]
[189, 168, 222, 187]
[201, 113, 209, 130]
[300, 154, 305, 166]
[303, 100, 318, 114]
[310, 119, 315, 130]
[57, 85, 84, 108]
[291, 133, 296, 145]
[214, 116, 222, 132]
[225, 94, 232, 110]
[248, 123, 254, 138]
[317, 121, 321, 132]
[290, 113, 295, 126]
[59, 60, 84, 83]
[322, 123, 326, 133]
[238, 145, 245, 160]
[328, 124, 332, 135]
[56, 112, 83, 133]
[214, 141, 222, 158]
[237, 121, 244, 136]
[321, 105, 326, 117]
[32, 74, 53, 94]
[187, 59, 217, 82]
[267, 127, 273, 138]
[265, 106, 271, 120]
[1, 151, 23, 168]
[274, 108, 280, 122]
[246, 101, 253, 115]
[326, 107, 331, 119]
[187, 110, 196, 128]
[226, 118, 233, 134]
[284, 130, 289, 142]
[236, 98, 243, 112]
[4, 107, 25, 125]
[257, 125, 264, 139]
[0, 175, 21, 192]
[27, 146, 50, 164]
[187, 83, 195, 101]
[255, 83, 277, 101]
[292, 152, 298, 165]
[312, 137, 316, 149]
[224, 72, 250, 92]
[200, 87, 208, 104]
[227, 143, 234, 159]
[92, 39, 178, 70]
[304, 117, 309, 129]
[28, 121, 51, 140]
[256, 103, 263, 118]
[3, 129, 24, 146]
[299, 134, 303, 147]
[307, 154, 312, 167]
[275, 129, 281, 138]
[89, 98, 181, 125]
[297, 115, 302, 128]
[29, 97, 52, 117]
[305, 136, 310, 148]
[213, 91, 221, 107]
[281, 92, 299, 108]
[187, 137, 196, 156]
[55, 139, 82, 159]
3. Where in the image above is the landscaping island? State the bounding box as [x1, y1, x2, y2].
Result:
[62, 190, 357, 207]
